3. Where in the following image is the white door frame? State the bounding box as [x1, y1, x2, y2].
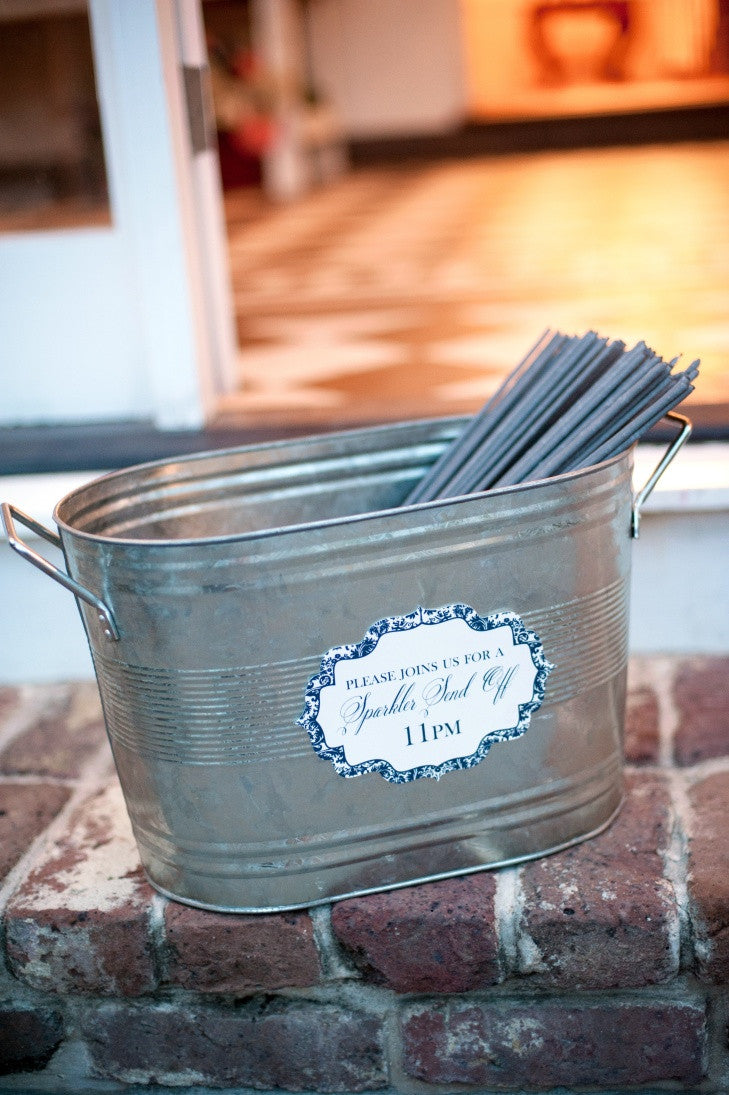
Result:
[0, 0, 236, 430]
[150, 0, 238, 418]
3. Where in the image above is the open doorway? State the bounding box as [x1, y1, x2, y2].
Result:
[203, 0, 729, 438]
[4, 0, 725, 473]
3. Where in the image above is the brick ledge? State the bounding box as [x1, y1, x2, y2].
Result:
[1, 655, 728, 1093]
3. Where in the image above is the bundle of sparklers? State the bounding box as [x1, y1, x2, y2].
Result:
[406, 329, 698, 505]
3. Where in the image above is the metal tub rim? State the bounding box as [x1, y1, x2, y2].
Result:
[52, 415, 632, 549]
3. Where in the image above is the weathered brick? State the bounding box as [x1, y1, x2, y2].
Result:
[0, 686, 21, 732]
[331, 872, 499, 993]
[0, 684, 71, 762]
[83, 999, 387, 1091]
[0, 681, 109, 778]
[5, 781, 157, 996]
[673, 655, 729, 766]
[0, 1002, 63, 1075]
[519, 774, 677, 988]
[0, 781, 70, 882]
[402, 997, 707, 1088]
[687, 770, 729, 982]
[164, 902, 321, 992]
[624, 683, 660, 764]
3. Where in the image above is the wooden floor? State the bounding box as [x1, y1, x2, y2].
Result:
[217, 140, 729, 434]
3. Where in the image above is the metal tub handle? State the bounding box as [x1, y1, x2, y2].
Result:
[631, 411, 692, 539]
[1, 502, 119, 640]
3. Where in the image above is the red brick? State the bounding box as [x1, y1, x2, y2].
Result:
[5, 782, 157, 996]
[0, 681, 109, 778]
[0, 1003, 63, 1075]
[519, 774, 677, 988]
[331, 872, 499, 993]
[0, 686, 21, 729]
[164, 902, 321, 992]
[82, 1000, 387, 1090]
[624, 683, 660, 764]
[0, 781, 70, 881]
[673, 656, 729, 766]
[687, 770, 729, 982]
[402, 997, 707, 1088]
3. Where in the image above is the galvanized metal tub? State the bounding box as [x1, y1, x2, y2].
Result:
[2, 413, 690, 912]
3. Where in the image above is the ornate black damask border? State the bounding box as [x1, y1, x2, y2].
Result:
[298, 604, 553, 783]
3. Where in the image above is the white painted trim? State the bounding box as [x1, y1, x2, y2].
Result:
[94, 0, 207, 428]
[632, 443, 729, 512]
[172, 0, 238, 400]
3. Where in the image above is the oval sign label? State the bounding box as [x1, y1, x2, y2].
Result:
[298, 604, 553, 783]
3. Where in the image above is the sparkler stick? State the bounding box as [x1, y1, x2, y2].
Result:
[408, 331, 698, 503]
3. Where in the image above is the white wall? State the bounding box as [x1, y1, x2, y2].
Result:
[307, 0, 468, 138]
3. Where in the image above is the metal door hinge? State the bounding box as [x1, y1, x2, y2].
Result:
[182, 64, 216, 155]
